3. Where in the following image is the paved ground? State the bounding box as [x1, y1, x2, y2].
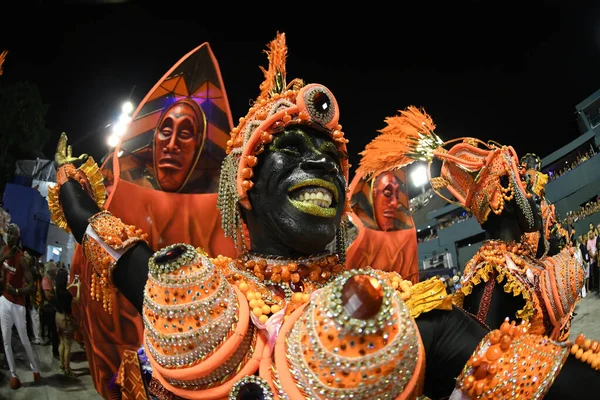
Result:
[1, 294, 599, 400]
[0, 336, 100, 400]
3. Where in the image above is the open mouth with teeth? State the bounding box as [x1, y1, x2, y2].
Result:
[287, 178, 339, 218]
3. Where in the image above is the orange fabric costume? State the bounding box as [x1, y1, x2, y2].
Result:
[69, 43, 236, 398]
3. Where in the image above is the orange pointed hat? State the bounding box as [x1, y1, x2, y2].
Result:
[357, 106, 532, 225]
[217, 33, 350, 247]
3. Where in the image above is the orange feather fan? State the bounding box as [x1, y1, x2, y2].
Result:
[257, 32, 287, 102]
[356, 106, 442, 178]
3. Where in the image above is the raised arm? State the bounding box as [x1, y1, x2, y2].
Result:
[51, 133, 152, 313]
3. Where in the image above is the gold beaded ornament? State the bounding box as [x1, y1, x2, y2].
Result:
[82, 211, 148, 313]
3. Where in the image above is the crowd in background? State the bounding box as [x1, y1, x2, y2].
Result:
[564, 198, 600, 225]
[0, 206, 82, 390]
[547, 147, 596, 181]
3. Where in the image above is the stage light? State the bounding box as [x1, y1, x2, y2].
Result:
[122, 101, 134, 114]
[411, 164, 428, 187]
[107, 134, 119, 147]
[112, 121, 127, 137]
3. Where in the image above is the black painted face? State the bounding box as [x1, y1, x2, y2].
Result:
[244, 125, 346, 256]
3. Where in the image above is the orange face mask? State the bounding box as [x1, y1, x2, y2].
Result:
[153, 100, 206, 192]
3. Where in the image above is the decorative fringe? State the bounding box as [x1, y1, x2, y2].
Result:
[356, 106, 443, 178]
[217, 154, 245, 249]
[257, 32, 287, 102]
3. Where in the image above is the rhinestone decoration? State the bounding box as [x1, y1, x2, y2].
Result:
[303, 85, 335, 126]
[229, 375, 274, 400]
[148, 243, 198, 277]
[326, 269, 396, 336]
[280, 270, 420, 399]
[143, 246, 240, 371]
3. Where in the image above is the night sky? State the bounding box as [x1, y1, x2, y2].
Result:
[2, 0, 600, 189]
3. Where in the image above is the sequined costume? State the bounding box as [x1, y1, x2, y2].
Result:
[50, 34, 454, 400]
[50, 35, 600, 400]
[55, 42, 238, 398]
[356, 106, 597, 399]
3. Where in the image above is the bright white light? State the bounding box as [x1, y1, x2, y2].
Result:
[118, 113, 131, 124]
[427, 225, 431, 229]
[411, 164, 428, 187]
[112, 121, 127, 137]
[122, 101, 134, 114]
[108, 134, 119, 147]
[117, 150, 124, 157]
[52, 248, 61, 255]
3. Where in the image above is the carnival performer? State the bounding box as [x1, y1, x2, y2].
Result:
[452, 149, 583, 341]
[363, 111, 585, 342]
[346, 158, 419, 283]
[60, 42, 238, 398]
[50, 33, 599, 400]
[519, 153, 570, 258]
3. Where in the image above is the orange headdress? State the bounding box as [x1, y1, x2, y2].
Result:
[357, 106, 532, 226]
[218, 33, 349, 247]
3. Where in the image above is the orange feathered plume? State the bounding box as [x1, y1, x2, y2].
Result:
[0, 50, 8, 76]
[257, 32, 287, 102]
[357, 106, 439, 178]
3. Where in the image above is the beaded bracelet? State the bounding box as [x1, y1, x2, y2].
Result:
[82, 211, 148, 313]
[48, 157, 107, 233]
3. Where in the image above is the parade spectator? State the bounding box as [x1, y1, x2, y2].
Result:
[0, 224, 41, 389]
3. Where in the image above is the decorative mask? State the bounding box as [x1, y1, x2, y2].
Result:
[153, 99, 206, 192]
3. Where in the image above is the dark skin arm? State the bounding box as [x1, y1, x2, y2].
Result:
[60, 179, 151, 314]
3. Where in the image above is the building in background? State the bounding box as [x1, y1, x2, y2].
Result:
[2, 158, 76, 265]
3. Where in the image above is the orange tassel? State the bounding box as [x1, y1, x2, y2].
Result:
[357, 106, 439, 178]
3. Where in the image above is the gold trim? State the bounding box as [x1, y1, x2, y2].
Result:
[48, 184, 71, 233]
[48, 157, 106, 234]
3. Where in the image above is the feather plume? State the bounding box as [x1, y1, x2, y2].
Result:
[356, 106, 442, 178]
[257, 32, 287, 102]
